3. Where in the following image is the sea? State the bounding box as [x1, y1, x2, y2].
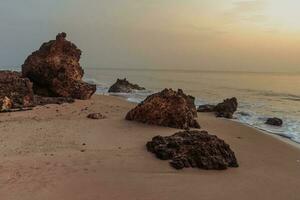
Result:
[84, 67, 300, 144]
[3, 66, 300, 144]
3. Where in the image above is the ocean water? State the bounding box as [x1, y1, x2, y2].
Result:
[84, 68, 300, 144]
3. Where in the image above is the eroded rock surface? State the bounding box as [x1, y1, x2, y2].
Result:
[22, 32, 96, 100]
[0, 71, 34, 109]
[214, 97, 238, 119]
[265, 117, 283, 126]
[147, 130, 239, 170]
[126, 89, 200, 129]
[108, 78, 145, 93]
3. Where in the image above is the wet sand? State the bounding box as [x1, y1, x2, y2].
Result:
[0, 94, 299, 200]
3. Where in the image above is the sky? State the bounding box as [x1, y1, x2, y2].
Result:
[0, 0, 300, 72]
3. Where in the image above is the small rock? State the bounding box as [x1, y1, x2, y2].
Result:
[87, 113, 106, 120]
[265, 117, 283, 126]
[0, 96, 13, 111]
[108, 78, 145, 93]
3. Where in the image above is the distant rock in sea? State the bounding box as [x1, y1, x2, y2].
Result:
[197, 98, 238, 119]
[22, 32, 96, 100]
[126, 88, 200, 129]
[197, 104, 216, 112]
[108, 78, 145, 93]
[214, 97, 238, 119]
[265, 117, 283, 126]
[0, 71, 34, 110]
[146, 130, 239, 170]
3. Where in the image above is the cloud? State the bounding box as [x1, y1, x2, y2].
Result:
[223, 0, 267, 24]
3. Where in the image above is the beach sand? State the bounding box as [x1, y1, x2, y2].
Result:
[0, 94, 299, 200]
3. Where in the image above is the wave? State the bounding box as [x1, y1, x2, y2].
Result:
[93, 83, 300, 145]
[234, 110, 300, 144]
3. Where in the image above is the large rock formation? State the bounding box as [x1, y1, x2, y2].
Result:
[22, 32, 96, 100]
[265, 117, 283, 126]
[108, 78, 145, 93]
[214, 97, 238, 119]
[126, 89, 200, 129]
[0, 71, 34, 109]
[147, 130, 239, 170]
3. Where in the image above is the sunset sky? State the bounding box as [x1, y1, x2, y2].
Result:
[0, 0, 300, 72]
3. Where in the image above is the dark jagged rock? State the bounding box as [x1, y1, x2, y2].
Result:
[126, 89, 200, 129]
[146, 130, 239, 170]
[265, 117, 283, 126]
[87, 113, 106, 120]
[214, 97, 238, 119]
[108, 78, 145, 93]
[22, 32, 96, 100]
[0, 71, 34, 109]
[197, 104, 216, 112]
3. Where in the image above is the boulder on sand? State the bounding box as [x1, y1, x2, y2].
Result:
[265, 117, 283, 126]
[146, 130, 239, 170]
[108, 78, 145, 93]
[22, 32, 96, 100]
[0, 71, 34, 109]
[214, 97, 238, 119]
[87, 113, 106, 120]
[126, 89, 200, 129]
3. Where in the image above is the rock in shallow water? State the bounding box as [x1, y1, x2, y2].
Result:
[265, 117, 283, 126]
[197, 104, 216, 112]
[22, 32, 96, 100]
[108, 78, 145, 93]
[214, 97, 238, 119]
[147, 130, 239, 170]
[126, 88, 200, 129]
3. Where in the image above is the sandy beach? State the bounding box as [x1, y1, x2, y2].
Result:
[0, 94, 299, 200]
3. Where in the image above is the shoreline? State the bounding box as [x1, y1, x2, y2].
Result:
[0, 94, 299, 200]
[241, 122, 300, 150]
[109, 93, 300, 150]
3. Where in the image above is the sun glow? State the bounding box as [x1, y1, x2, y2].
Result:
[264, 0, 300, 32]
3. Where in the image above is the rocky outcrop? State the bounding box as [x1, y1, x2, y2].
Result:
[87, 113, 106, 120]
[126, 89, 200, 129]
[22, 32, 96, 100]
[214, 97, 238, 119]
[147, 130, 239, 170]
[197, 104, 216, 112]
[0, 71, 34, 109]
[265, 117, 283, 126]
[108, 78, 145, 93]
